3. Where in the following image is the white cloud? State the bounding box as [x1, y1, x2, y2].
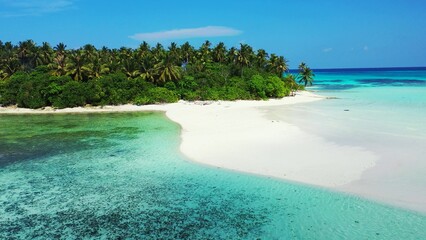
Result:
[129, 26, 243, 41]
[0, 0, 74, 17]
[323, 47, 333, 53]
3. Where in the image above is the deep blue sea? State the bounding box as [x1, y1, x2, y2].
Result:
[1, 68, 426, 239]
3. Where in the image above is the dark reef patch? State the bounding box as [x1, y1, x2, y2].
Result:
[356, 78, 426, 86]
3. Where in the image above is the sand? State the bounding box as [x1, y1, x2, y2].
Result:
[0, 91, 377, 189]
[164, 92, 377, 188]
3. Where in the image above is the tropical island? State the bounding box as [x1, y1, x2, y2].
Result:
[2, 0, 426, 237]
[0, 40, 314, 109]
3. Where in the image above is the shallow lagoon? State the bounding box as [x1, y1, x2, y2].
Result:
[275, 68, 426, 212]
[0, 112, 425, 239]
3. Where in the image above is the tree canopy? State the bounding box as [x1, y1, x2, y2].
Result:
[0, 40, 312, 109]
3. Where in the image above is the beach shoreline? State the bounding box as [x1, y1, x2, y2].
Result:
[3, 91, 423, 213]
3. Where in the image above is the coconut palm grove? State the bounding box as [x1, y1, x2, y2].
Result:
[0, 40, 313, 109]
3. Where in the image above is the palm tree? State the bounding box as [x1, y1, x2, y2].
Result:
[199, 40, 212, 63]
[121, 57, 141, 79]
[66, 50, 90, 81]
[134, 47, 155, 78]
[140, 68, 156, 82]
[82, 44, 97, 62]
[275, 56, 289, 77]
[54, 43, 67, 56]
[226, 47, 237, 65]
[137, 42, 150, 57]
[100, 46, 111, 55]
[50, 43, 68, 76]
[0, 69, 7, 80]
[107, 49, 122, 73]
[180, 42, 194, 65]
[17, 40, 37, 71]
[139, 54, 155, 79]
[237, 43, 252, 68]
[154, 52, 182, 83]
[168, 42, 181, 65]
[236, 43, 253, 76]
[0, 42, 15, 79]
[87, 53, 110, 79]
[35, 42, 53, 67]
[297, 62, 314, 87]
[117, 47, 141, 78]
[212, 42, 227, 63]
[284, 74, 299, 96]
[135, 42, 151, 69]
[255, 49, 268, 69]
[268, 54, 278, 68]
[152, 43, 165, 62]
[98, 46, 114, 70]
[0, 42, 20, 78]
[200, 40, 211, 52]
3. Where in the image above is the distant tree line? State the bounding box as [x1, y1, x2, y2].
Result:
[0, 40, 314, 109]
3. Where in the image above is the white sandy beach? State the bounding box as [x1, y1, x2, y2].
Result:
[0, 91, 377, 189]
[165, 92, 378, 188]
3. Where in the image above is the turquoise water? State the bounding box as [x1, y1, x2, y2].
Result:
[276, 68, 426, 212]
[0, 111, 425, 239]
[285, 68, 426, 141]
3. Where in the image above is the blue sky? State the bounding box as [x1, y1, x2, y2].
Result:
[1, 0, 426, 68]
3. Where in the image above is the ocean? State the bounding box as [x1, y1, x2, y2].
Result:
[1, 68, 426, 239]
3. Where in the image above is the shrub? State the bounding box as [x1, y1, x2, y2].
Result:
[146, 87, 179, 104]
[17, 80, 46, 108]
[86, 73, 143, 105]
[52, 81, 86, 108]
[228, 76, 249, 91]
[181, 91, 200, 101]
[133, 87, 179, 105]
[164, 81, 177, 91]
[222, 86, 251, 100]
[0, 81, 5, 105]
[42, 75, 71, 105]
[1, 72, 27, 106]
[205, 88, 221, 101]
[133, 95, 151, 105]
[249, 74, 267, 99]
[265, 76, 286, 98]
[12, 72, 53, 108]
[85, 79, 105, 105]
[242, 67, 260, 81]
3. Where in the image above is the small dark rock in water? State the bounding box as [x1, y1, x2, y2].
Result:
[344, 109, 350, 111]
[354, 220, 359, 223]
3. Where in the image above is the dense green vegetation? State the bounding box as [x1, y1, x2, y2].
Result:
[0, 40, 314, 109]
